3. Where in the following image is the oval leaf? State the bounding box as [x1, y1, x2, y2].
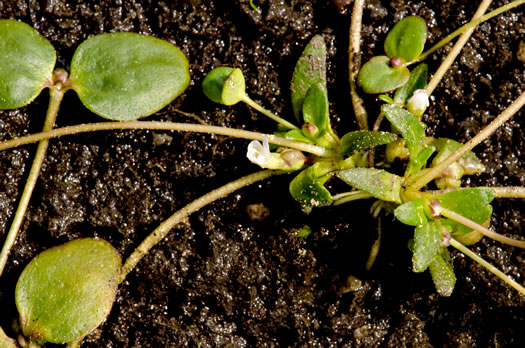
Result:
[289, 163, 333, 213]
[0, 19, 56, 109]
[384, 16, 427, 62]
[340, 130, 398, 157]
[70, 33, 189, 121]
[358, 56, 410, 94]
[428, 248, 456, 297]
[337, 168, 402, 203]
[202, 66, 234, 104]
[221, 68, 246, 105]
[413, 221, 442, 272]
[438, 188, 495, 235]
[394, 197, 428, 226]
[291, 35, 327, 122]
[302, 83, 329, 134]
[16, 238, 121, 344]
[393, 63, 428, 105]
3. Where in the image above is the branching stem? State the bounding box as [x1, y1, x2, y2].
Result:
[120, 170, 278, 281]
[450, 238, 525, 296]
[441, 207, 525, 248]
[0, 121, 330, 157]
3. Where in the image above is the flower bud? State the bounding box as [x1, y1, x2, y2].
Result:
[302, 122, 319, 138]
[407, 89, 429, 118]
[280, 149, 306, 170]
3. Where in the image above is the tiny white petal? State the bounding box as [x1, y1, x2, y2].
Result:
[247, 138, 272, 167]
[407, 89, 429, 117]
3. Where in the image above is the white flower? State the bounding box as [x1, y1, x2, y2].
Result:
[247, 137, 272, 167]
[407, 89, 429, 117]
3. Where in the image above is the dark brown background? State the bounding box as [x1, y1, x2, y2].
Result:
[0, 0, 524, 346]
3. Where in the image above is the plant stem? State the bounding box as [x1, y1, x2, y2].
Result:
[332, 191, 373, 205]
[441, 207, 525, 248]
[425, 186, 525, 199]
[241, 95, 299, 130]
[408, 91, 525, 191]
[416, 0, 525, 64]
[0, 121, 330, 157]
[0, 88, 64, 277]
[120, 170, 278, 282]
[348, 0, 368, 130]
[425, 0, 492, 95]
[450, 237, 525, 296]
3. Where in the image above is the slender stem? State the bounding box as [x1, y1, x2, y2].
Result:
[426, 0, 492, 95]
[120, 170, 278, 281]
[0, 121, 330, 157]
[441, 207, 525, 248]
[332, 191, 373, 206]
[425, 186, 525, 199]
[0, 88, 64, 277]
[365, 217, 381, 271]
[416, 0, 525, 63]
[450, 238, 525, 296]
[408, 91, 525, 191]
[241, 95, 299, 130]
[348, 0, 368, 130]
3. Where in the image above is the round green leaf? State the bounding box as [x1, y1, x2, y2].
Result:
[70, 32, 189, 121]
[358, 56, 410, 94]
[221, 68, 246, 105]
[0, 19, 56, 109]
[384, 16, 427, 63]
[16, 238, 121, 344]
[202, 66, 234, 104]
[302, 83, 329, 134]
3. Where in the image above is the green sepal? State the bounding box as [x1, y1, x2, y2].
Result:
[70, 32, 190, 121]
[412, 220, 442, 272]
[302, 83, 329, 136]
[15, 238, 121, 344]
[0, 19, 56, 109]
[384, 16, 427, 63]
[289, 162, 333, 213]
[437, 188, 495, 235]
[291, 35, 327, 122]
[337, 168, 402, 203]
[428, 247, 456, 297]
[382, 104, 426, 162]
[358, 56, 410, 94]
[339, 130, 398, 158]
[393, 63, 428, 105]
[394, 197, 428, 226]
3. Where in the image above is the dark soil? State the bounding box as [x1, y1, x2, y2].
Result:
[0, 0, 524, 346]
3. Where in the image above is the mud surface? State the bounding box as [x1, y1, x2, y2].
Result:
[0, 0, 524, 346]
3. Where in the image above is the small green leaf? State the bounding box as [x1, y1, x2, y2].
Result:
[296, 225, 313, 238]
[358, 56, 410, 94]
[406, 145, 435, 177]
[379, 94, 395, 104]
[291, 35, 327, 122]
[384, 16, 427, 63]
[289, 163, 333, 212]
[337, 168, 402, 203]
[428, 247, 456, 296]
[0, 19, 56, 109]
[431, 138, 484, 170]
[0, 327, 17, 348]
[394, 198, 428, 226]
[393, 63, 428, 105]
[438, 188, 495, 235]
[275, 129, 314, 144]
[202, 66, 234, 104]
[221, 68, 246, 105]
[302, 83, 329, 134]
[16, 238, 121, 344]
[413, 221, 442, 272]
[382, 104, 426, 162]
[70, 32, 189, 121]
[339, 130, 398, 157]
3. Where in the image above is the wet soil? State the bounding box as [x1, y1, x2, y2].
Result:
[0, 0, 524, 346]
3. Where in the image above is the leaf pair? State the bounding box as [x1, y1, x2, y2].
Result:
[358, 16, 427, 94]
[0, 19, 190, 120]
